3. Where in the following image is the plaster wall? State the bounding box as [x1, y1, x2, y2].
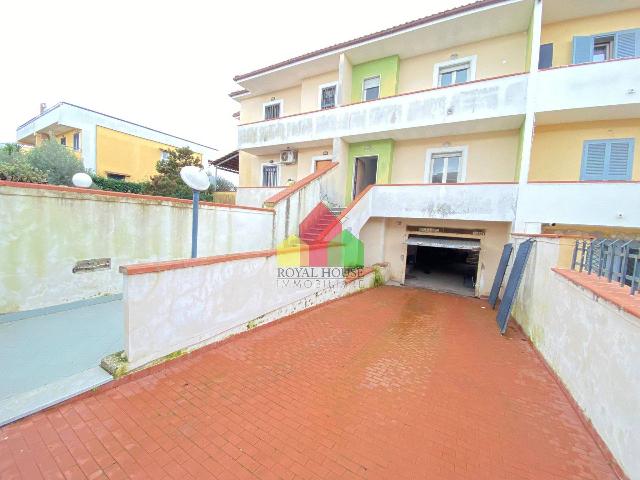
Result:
[239, 85, 302, 124]
[393, 130, 520, 183]
[238, 145, 333, 187]
[398, 32, 527, 93]
[301, 71, 339, 112]
[382, 218, 510, 296]
[515, 182, 640, 231]
[236, 187, 284, 208]
[529, 119, 640, 182]
[238, 74, 528, 151]
[0, 184, 273, 314]
[541, 9, 640, 67]
[123, 255, 388, 368]
[512, 237, 640, 479]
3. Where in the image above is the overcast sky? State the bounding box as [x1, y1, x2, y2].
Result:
[1, 0, 466, 155]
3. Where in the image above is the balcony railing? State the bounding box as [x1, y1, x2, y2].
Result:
[571, 238, 640, 295]
[238, 73, 528, 150]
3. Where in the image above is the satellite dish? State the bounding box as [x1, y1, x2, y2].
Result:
[72, 172, 93, 188]
[180, 166, 210, 191]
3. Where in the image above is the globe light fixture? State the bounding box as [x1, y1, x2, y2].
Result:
[71, 172, 92, 188]
[180, 166, 210, 258]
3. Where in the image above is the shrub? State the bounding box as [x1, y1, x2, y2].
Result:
[0, 156, 47, 183]
[26, 139, 84, 186]
[91, 175, 147, 194]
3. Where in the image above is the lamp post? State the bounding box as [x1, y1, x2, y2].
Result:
[180, 166, 210, 258]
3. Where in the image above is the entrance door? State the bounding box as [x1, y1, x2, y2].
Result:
[353, 156, 378, 198]
[314, 159, 333, 172]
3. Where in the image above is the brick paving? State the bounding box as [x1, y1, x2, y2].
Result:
[0, 287, 621, 479]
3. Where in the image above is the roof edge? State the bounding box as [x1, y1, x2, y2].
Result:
[16, 102, 218, 151]
[232, 0, 511, 82]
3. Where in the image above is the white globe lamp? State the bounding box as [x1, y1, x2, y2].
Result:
[179, 166, 210, 258]
[72, 172, 92, 188]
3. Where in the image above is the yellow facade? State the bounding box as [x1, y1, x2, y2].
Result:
[239, 86, 302, 124]
[398, 32, 527, 93]
[95, 127, 202, 182]
[529, 120, 640, 182]
[392, 131, 520, 184]
[300, 71, 338, 112]
[240, 145, 333, 187]
[541, 9, 640, 67]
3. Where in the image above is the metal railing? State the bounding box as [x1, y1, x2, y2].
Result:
[571, 238, 640, 295]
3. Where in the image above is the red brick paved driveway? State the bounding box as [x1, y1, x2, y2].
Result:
[0, 287, 620, 479]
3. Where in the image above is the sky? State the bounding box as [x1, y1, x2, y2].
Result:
[0, 0, 466, 155]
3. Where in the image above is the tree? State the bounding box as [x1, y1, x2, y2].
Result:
[143, 147, 214, 200]
[26, 137, 84, 186]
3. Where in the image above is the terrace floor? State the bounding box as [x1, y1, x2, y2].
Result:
[0, 287, 619, 479]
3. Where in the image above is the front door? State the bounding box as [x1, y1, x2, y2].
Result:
[353, 156, 378, 198]
[314, 159, 333, 172]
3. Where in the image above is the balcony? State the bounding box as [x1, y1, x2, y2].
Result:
[341, 183, 519, 236]
[238, 74, 528, 153]
[536, 58, 640, 124]
[517, 181, 640, 229]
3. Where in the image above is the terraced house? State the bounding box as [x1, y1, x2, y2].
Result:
[232, 0, 640, 298]
[16, 102, 218, 181]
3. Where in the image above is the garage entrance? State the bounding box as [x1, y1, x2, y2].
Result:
[404, 235, 480, 296]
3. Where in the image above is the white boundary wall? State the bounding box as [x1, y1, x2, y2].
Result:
[512, 237, 640, 479]
[123, 254, 388, 369]
[0, 183, 273, 314]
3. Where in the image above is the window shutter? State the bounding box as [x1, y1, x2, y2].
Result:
[581, 141, 607, 180]
[538, 43, 553, 69]
[572, 36, 594, 64]
[606, 140, 634, 180]
[614, 29, 640, 59]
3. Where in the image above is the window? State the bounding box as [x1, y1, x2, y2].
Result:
[72, 132, 80, 151]
[433, 56, 477, 87]
[425, 147, 467, 184]
[160, 150, 170, 163]
[592, 36, 613, 62]
[362, 76, 380, 101]
[106, 173, 127, 181]
[60, 136, 66, 146]
[572, 29, 639, 64]
[263, 100, 282, 120]
[319, 83, 337, 109]
[581, 139, 634, 181]
[262, 164, 279, 187]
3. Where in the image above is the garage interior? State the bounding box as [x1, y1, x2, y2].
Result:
[404, 235, 480, 296]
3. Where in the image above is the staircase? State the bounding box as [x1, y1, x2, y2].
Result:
[299, 204, 344, 244]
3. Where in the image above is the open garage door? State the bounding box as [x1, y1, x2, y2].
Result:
[404, 235, 480, 296]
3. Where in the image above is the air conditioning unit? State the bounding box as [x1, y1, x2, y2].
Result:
[280, 149, 298, 164]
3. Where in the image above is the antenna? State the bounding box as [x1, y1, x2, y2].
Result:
[180, 166, 210, 191]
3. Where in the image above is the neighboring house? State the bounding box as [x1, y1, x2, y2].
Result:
[231, 0, 640, 294]
[16, 102, 217, 182]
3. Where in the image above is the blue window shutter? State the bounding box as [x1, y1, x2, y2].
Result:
[572, 36, 594, 64]
[581, 141, 607, 180]
[606, 139, 634, 180]
[614, 29, 640, 59]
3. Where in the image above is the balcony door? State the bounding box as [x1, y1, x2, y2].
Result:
[353, 155, 378, 198]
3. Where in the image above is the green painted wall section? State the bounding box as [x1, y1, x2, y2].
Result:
[351, 56, 400, 103]
[345, 139, 395, 203]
